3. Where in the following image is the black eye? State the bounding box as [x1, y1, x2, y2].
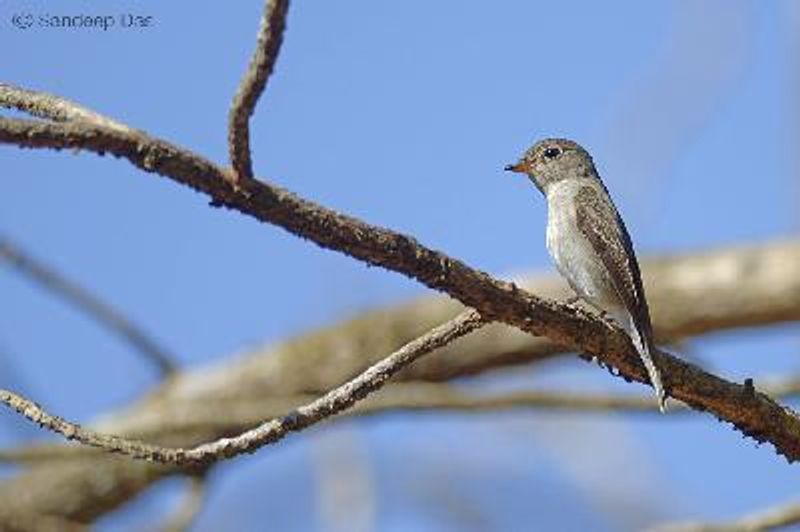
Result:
[543, 147, 562, 160]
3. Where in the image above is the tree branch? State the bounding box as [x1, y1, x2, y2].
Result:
[0, 82, 131, 133]
[0, 310, 484, 465]
[0, 235, 176, 376]
[8, 373, 800, 464]
[0, 385, 660, 463]
[228, 0, 289, 183]
[0, 114, 798, 461]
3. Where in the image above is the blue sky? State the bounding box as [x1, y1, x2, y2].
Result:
[1, 1, 798, 530]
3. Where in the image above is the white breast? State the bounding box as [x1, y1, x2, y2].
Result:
[545, 180, 582, 272]
[544, 180, 617, 309]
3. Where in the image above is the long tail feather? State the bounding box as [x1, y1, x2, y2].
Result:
[627, 319, 667, 413]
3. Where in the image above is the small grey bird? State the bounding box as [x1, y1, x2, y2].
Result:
[505, 138, 666, 412]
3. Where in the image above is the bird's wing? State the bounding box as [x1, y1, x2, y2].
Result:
[574, 185, 654, 344]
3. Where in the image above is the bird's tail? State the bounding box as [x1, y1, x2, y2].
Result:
[627, 319, 667, 413]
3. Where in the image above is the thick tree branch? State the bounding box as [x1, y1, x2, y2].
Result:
[0, 235, 175, 375]
[0, 311, 484, 465]
[228, 0, 289, 183]
[0, 115, 799, 461]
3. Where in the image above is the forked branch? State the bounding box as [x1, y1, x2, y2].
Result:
[227, 0, 289, 183]
[0, 81, 131, 133]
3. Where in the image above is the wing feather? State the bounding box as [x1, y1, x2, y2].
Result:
[574, 185, 654, 347]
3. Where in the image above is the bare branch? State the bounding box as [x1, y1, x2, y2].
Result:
[8, 373, 800, 464]
[0, 385, 658, 463]
[1, 114, 799, 461]
[0, 82, 131, 133]
[0, 310, 484, 465]
[0, 235, 176, 376]
[652, 499, 800, 531]
[1, 371, 798, 519]
[228, 0, 289, 183]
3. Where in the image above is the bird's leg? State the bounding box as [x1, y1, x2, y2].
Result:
[561, 295, 589, 316]
[561, 294, 615, 329]
[596, 310, 623, 333]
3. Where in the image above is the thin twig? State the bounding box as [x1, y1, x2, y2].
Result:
[0, 310, 485, 465]
[0, 82, 131, 133]
[1, 114, 799, 462]
[228, 0, 289, 183]
[0, 385, 660, 463]
[0, 235, 176, 376]
[8, 374, 800, 464]
[651, 499, 800, 531]
[0, 389, 660, 463]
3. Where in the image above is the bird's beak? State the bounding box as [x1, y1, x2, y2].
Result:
[504, 162, 525, 174]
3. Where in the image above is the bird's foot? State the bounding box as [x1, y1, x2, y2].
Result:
[560, 296, 617, 331]
[595, 309, 619, 329]
[561, 295, 588, 313]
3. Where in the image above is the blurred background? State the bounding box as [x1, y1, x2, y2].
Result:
[1, 1, 798, 530]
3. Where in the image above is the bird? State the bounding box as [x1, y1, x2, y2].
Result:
[505, 138, 667, 412]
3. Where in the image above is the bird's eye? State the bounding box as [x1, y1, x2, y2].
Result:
[543, 147, 562, 160]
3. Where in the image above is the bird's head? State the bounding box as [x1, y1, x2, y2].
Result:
[505, 138, 595, 194]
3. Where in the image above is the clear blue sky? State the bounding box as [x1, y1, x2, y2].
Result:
[1, 1, 798, 530]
